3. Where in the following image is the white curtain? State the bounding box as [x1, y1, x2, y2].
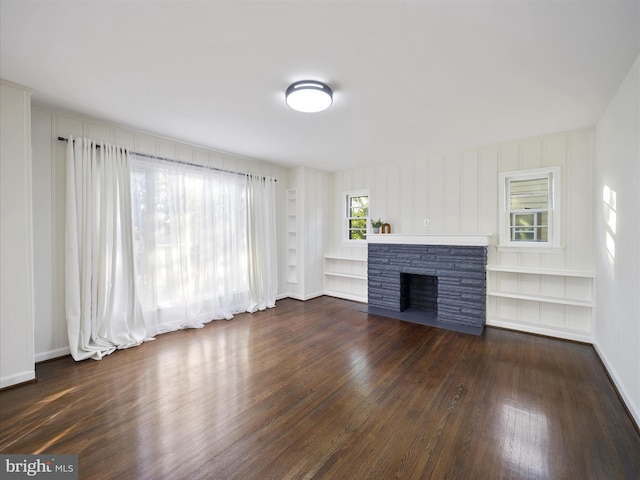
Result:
[65, 136, 146, 360]
[129, 155, 265, 335]
[246, 174, 278, 311]
[66, 137, 279, 360]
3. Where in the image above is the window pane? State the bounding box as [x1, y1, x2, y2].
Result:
[349, 196, 369, 217]
[510, 177, 549, 210]
[349, 229, 367, 240]
[513, 213, 535, 227]
[349, 218, 366, 229]
[512, 229, 534, 241]
[538, 227, 548, 241]
[511, 212, 549, 242]
[538, 211, 548, 226]
[511, 212, 548, 227]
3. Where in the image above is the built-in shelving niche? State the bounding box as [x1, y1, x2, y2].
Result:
[486, 265, 595, 341]
[286, 189, 298, 284]
[323, 256, 367, 303]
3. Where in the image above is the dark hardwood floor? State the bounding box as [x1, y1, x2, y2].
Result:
[1, 297, 639, 479]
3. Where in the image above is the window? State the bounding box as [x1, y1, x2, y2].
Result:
[344, 190, 370, 242]
[509, 176, 549, 241]
[499, 167, 561, 250]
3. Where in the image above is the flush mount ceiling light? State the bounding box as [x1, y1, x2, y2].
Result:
[285, 80, 333, 113]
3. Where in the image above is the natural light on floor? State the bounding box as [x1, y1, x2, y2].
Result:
[499, 402, 550, 477]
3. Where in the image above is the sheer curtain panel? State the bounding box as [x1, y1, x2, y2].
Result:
[65, 136, 146, 361]
[130, 156, 253, 334]
[246, 174, 278, 311]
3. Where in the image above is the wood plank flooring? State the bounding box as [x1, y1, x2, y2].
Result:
[1, 296, 639, 479]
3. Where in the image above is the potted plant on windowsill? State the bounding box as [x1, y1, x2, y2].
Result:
[371, 218, 383, 234]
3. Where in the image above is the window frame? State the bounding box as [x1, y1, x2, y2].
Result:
[498, 167, 562, 251]
[342, 189, 371, 244]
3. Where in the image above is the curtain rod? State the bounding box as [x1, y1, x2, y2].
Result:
[57, 137, 276, 182]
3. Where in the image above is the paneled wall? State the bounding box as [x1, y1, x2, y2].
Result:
[0, 80, 35, 388]
[31, 105, 289, 362]
[326, 129, 594, 341]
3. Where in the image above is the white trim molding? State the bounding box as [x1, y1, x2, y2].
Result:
[0, 369, 35, 389]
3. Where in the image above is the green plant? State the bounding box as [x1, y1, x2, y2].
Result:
[371, 218, 383, 228]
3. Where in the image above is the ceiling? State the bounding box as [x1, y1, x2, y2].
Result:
[1, 1, 638, 172]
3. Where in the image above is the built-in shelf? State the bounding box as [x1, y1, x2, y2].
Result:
[286, 189, 298, 284]
[325, 272, 367, 280]
[324, 255, 367, 262]
[486, 264, 595, 332]
[324, 255, 367, 302]
[486, 265, 594, 278]
[487, 290, 594, 307]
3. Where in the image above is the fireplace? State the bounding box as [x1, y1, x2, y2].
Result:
[367, 235, 489, 335]
[400, 273, 438, 313]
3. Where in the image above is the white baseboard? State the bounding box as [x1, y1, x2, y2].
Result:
[323, 291, 367, 303]
[1, 369, 36, 389]
[278, 291, 367, 303]
[279, 291, 325, 302]
[35, 346, 71, 363]
[593, 341, 640, 430]
[302, 291, 325, 301]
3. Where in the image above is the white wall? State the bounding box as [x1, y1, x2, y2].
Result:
[594, 56, 640, 427]
[1, 79, 35, 387]
[326, 129, 595, 341]
[30, 105, 290, 362]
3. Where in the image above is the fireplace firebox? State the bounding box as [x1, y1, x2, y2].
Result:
[400, 273, 438, 313]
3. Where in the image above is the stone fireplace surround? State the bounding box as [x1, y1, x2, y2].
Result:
[367, 234, 490, 335]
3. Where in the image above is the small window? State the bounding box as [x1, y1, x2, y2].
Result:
[344, 190, 370, 242]
[509, 177, 549, 242]
[499, 167, 561, 249]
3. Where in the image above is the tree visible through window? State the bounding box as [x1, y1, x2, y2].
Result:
[345, 192, 369, 241]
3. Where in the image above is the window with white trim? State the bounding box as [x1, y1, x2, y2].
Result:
[499, 167, 561, 249]
[343, 190, 370, 242]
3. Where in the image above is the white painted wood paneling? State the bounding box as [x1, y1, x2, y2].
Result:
[428, 157, 445, 233]
[1, 80, 35, 387]
[32, 109, 57, 361]
[304, 167, 330, 298]
[460, 151, 479, 234]
[443, 154, 462, 233]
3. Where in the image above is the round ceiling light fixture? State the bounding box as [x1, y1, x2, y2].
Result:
[285, 80, 333, 113]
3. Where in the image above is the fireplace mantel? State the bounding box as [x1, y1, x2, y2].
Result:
[368, 234, 492, 246]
